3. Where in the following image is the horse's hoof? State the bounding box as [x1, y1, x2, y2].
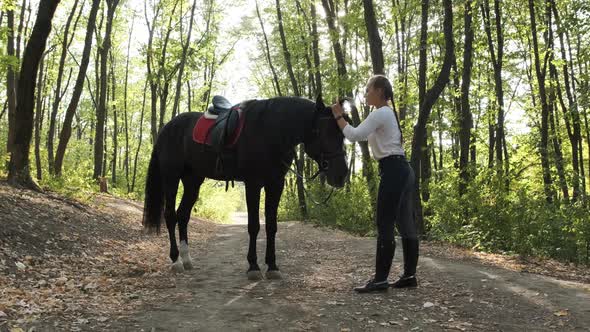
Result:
[265, 270, 282, 280]
[171, 260, 185, 273]
[247, 270, 263, 280]
[179, 241, 192, 270]
[182, 259, 194, 270]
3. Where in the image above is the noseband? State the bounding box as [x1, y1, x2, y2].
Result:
[309, 115, 345, 177]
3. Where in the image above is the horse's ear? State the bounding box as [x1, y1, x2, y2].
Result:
[315, 94, 325, 111]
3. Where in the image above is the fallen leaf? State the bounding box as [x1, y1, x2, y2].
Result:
[554, 310, 569, 317]
[423, 301, 435, 308]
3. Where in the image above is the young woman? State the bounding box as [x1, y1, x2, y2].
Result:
[331, 75, 419, 293]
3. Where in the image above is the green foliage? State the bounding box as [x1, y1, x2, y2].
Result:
[189, 181, 245, 223]
[279, 175, 375, 236]
[427, 168, 590, 264]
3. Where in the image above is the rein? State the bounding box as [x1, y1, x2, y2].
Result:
[283, 159, 337, 206]
[282, 146, 348, 206]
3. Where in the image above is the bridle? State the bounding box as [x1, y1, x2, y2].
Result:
[282, 115, 346, 205]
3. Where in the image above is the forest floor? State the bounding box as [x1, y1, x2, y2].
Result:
[1, 182, 589, 331]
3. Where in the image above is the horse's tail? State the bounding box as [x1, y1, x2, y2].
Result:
[142, 148, 164, 233]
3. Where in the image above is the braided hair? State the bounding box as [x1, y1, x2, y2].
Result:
[368, 74, 404, 144]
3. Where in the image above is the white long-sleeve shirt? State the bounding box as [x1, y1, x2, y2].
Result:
[342, 105, 404, 160]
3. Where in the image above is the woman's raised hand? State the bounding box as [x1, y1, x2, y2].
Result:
[331, 101, 344, 119]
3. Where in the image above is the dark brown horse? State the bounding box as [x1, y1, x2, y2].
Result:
[142, 96, 348, 279]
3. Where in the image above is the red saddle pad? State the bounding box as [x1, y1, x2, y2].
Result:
[192, 109, 245, 147]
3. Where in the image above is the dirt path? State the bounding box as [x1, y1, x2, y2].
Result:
[1, 185, 589, 331]
[107, 211, 590, 331]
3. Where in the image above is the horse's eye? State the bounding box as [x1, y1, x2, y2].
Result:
[321, 160, 329, 169]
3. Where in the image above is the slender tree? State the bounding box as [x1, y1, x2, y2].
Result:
[528, 0, 556, 202]
[54, 0, 101, 176]
[145, 0, 161, 143]
[93, 0, 121, 180]
[276, 0, 300, 96]
[6, 7, 16, 156]
[458, 0, 475, 195]
[34, 54, 47, 181]
[8, 0, 61, 188]
[410, 0, 455, 233]
[256, 0, 282, 96]
[481, 0, 507, 172]
[123, 12, 135, 192]
[171, 0, 197, 118]
[47, 0, 82, 174]
[363, 0, 384, 75]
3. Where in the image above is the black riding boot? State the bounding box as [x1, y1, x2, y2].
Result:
[391, 238, 419, 288]
[354, 239, 395, 293]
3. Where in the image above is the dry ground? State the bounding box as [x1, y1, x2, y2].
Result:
[1, 183, 589, 331]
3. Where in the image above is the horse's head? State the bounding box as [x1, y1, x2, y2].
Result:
[304, 95, 348, 188]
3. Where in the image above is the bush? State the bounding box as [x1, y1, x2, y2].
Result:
[427, 168, 590, 264]
[279, 175, 375, 235]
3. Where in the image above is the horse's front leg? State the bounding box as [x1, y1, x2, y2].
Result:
[264, 178, 285, 279]
[177, 176, 204, 271]
[245, 182, 263, 280]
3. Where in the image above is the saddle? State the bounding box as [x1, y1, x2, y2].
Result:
[193, 95, 246, 184]
[208, 95, 233, 115]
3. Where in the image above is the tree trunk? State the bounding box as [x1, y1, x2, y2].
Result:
[6, 9, 17, 156]
[8, 0, 61, 189]
[481, 0, 506, 175]
[276, 0, 300, 96]
[310, 2, 322, 97]
[551, 0, 582, 200]
[362, 0, 384, 74]
[54, 0, 100, 176]
[172, 0, 196, 118]
[131, 81, 148, 192]
[123, 14, 134, 192]
[451, 62, 461, 168]
[543, 4, 568, 200]
[410, 0, 455, 234]
[255, 1, 282, 96]
[549, 103, 569, 200]
[93, 0, 120, 180]
[528, 0, 555, 202]
[15, 0, 26, 58]
[110, 52, 117, 186]
[392, 0, 412, 121]
[458, 0, 474, 195]
[34, 56, 46, 181]
[145, 2, 161, 144]
[47, 0, 81, 174]
[156, 0, 179, 133]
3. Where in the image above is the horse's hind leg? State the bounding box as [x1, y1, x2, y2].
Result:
[264, 179, 285, 280]
[177, 175, 205, 270]
[163, 176, 183, 273]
